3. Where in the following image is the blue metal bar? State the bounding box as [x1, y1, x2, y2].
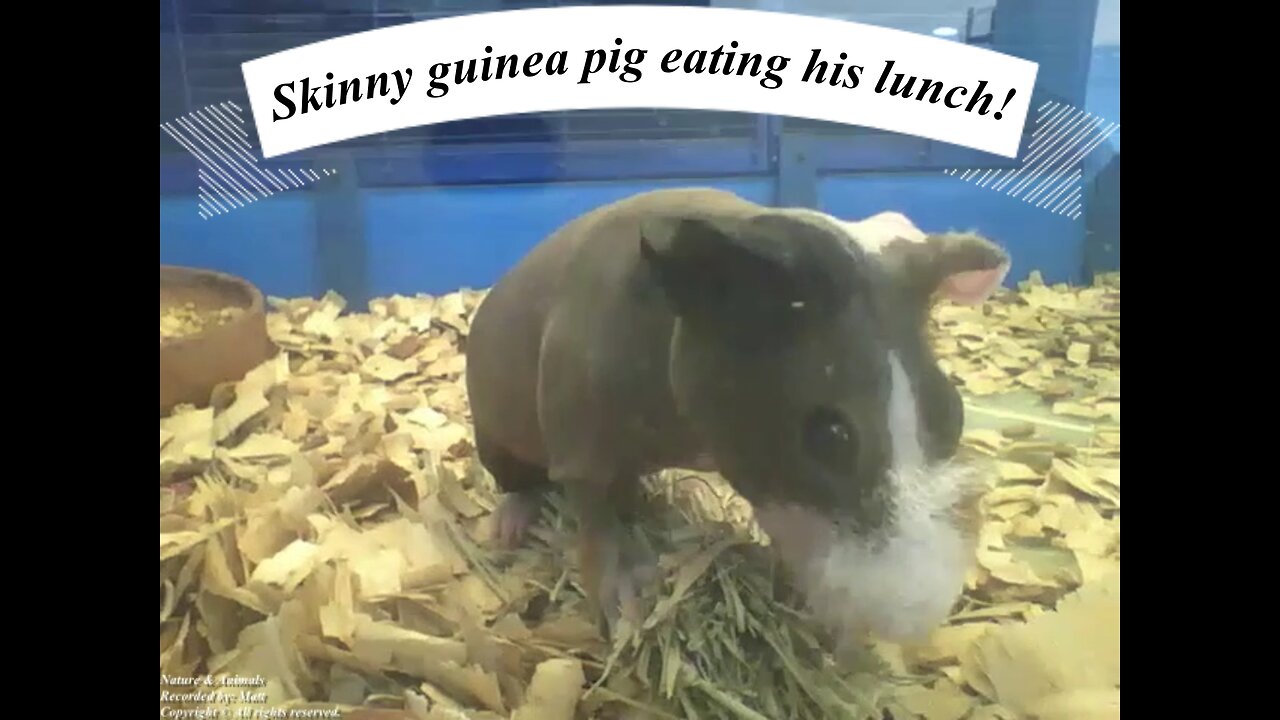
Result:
[162, 0, 1085, 196]
[812, 132, 1029, 173]
[163, 0, 777, 190]
[161, 136, 768, 194]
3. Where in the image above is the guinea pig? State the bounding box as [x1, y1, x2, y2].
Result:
[464, 187, 1009, 645]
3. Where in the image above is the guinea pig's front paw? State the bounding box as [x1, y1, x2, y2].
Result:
[582, 533, 660, 643]
[493, 490, 542, 550]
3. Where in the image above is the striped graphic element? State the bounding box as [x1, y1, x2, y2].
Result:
[944, 101, 1119, 221]
[159, 101, 336, 220]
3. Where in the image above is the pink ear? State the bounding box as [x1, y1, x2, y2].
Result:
[939, 261, 1010, 305]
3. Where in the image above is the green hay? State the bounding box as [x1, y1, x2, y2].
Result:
[527, 472, 897, 720]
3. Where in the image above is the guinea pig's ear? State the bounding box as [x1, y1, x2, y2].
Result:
[639, 213, 818, 344]
[900, 231, 1011, 306]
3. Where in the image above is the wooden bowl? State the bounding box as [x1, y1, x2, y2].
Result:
[160, 265, 277, 417]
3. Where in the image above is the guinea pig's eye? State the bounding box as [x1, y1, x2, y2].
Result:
[802, 407, 858, 473]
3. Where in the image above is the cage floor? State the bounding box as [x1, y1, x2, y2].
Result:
[162, 274, 1121, 720]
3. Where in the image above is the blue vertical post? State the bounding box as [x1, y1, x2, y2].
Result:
[751, 0, 817, 208]
[776, 132, 818, 209]
[992, 0, 1101, 283]
[992, 0, 1100, 107]
[313, 150, 370, 309]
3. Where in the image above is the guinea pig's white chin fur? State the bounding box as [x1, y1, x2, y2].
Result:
[755, 460, 988, 646]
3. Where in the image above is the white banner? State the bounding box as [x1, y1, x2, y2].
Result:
[241, 6, 1038, 159]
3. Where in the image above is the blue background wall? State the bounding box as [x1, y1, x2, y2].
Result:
[160, 0, 1120, 306]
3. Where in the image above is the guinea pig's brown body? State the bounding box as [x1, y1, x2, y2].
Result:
[464, 187, 1009, 644]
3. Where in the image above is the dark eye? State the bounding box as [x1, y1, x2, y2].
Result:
[802, 407, 858, 473]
